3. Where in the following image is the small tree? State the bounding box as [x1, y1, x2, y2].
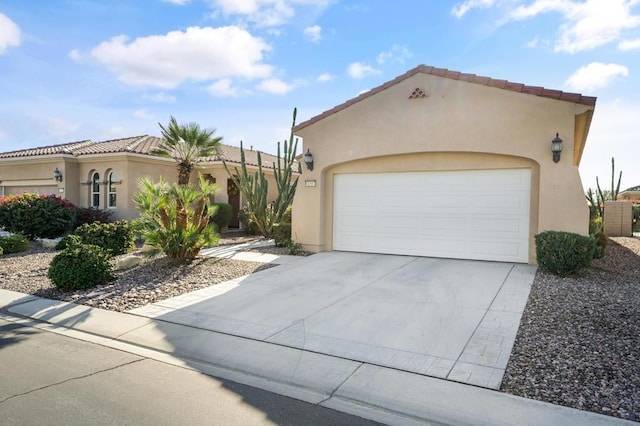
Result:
[585, 157, 622, 218]
[223, 108, 301, 237]
[133, 175, 219, 259]
[153, 116, 223, 185]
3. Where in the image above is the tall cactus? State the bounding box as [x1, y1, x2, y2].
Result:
[272, 108, 302, 224]
[585, 157, 622, 218]
[223, 108, 301, 237]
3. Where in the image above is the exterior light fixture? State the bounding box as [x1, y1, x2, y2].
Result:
[53, 168, 63, 182]
[304, 149, 314, 171]
[551, 133, 563, 163]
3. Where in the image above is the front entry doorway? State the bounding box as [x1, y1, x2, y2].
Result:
[227, 178, 240, 228]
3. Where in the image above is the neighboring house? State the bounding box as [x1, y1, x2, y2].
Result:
[292, 64, 596, 264]
[0, 135, 282, 225]
[619, 185, 640, 201]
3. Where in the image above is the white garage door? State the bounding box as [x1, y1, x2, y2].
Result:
[333, 169, 531, 263]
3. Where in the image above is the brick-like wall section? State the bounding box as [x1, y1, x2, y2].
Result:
[604, 201, 633, 237]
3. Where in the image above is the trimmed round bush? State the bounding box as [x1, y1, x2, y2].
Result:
[211, 203, 233, 231]
[48, 244, 115, 291]
[535, 231, 595, 277]
[0, 233, 29, 254]
[55, 234, 82, 251]
[72, 221, 134, 256]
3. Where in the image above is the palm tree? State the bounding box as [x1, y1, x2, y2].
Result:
[153, 116, 223, 185]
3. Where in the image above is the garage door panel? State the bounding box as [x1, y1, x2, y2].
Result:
[333, 169, 531, 263]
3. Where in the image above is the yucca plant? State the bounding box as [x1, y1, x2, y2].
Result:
[133, 175, 219, 259]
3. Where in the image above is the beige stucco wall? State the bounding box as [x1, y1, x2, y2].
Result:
[292, 72, 592, 264]
[1, 154, 282, 223]
[0, 157, 69, 197]
[604, 201, 633, 237]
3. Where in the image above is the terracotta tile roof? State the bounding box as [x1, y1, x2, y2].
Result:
[0, 135, 294, 170]
[0, 139, 93, 158]
[294, 64, 598, 132]
[621, 185, 640, 192]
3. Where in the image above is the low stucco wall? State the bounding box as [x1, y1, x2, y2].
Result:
[604, 201, 633, 237]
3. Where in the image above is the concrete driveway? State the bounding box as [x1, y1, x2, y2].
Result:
[132, 252, 536, 389]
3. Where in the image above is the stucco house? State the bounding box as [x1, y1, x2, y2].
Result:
[619, 185, 640, 201]
[292, 65, 596, 264]
[0, 135, 283, 225]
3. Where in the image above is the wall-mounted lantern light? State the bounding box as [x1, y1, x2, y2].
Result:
[53, 168, 63, 182]
[304, 149, 314, 171]
[551, 133, 563, 163]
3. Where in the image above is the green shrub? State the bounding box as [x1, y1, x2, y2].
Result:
[272, 222, 292, 247]
[0, 246, 4, 256]
[73, 221, 134, 256]
[55, 234, 82, 251]
[285, 239, 302, 255]
[281, 205, 292, 224]
[211, 203, 233, 231]
[239, 207, 261, 235]
[535, 231, 595, 276]
[0, 193, 76, 239]
[592, 230, 608, 259]
[0, 233, 29, 254]
[73, 207, 113, 229]
[48, 244, 115, 291]
[588, 217, 607, 259]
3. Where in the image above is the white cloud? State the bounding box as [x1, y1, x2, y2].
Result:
[133, 108, 156, 120]
[304, 25, 322, 42]
[163, 0, 191, 4]
[207, 78, 240, 97]
[211, 0, 331, 27]
[453, 0, 640, 54]
[376, 44, 413, 65]
[317, 72, 334, 82]
[510, 0, 640, 53]
[256, 77, 294, 94]
[68, 49, 83, 62]
[144, 92, 176, 103]
[564, 62, 628, 92]
[618, 37, 640, 50]
[90, 26, 273, 88]
[525, 36, 538, 48]
[347, 62, 380, 79]
[451, 0, 496, 18]
[0, 13, 21, 54]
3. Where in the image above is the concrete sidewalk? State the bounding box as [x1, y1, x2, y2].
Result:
[0, 287, 633, 426]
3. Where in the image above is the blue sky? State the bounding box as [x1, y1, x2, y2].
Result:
[1, 0, 639, 191]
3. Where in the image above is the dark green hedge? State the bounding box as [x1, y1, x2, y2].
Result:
[535, 231, 595, 277]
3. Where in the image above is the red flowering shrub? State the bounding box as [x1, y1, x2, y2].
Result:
[0, 193, 77, 239]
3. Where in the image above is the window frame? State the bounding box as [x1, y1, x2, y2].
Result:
[91, 172, 100, 208]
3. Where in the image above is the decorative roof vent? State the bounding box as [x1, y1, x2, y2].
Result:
[408, 88, 428, 99]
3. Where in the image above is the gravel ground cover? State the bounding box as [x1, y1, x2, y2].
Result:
[0, 233, 275, 312]
[501, 237, 640, 421]
[2, 232, 639, 420]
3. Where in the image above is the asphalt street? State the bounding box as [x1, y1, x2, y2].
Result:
[0, 316, 381, 426]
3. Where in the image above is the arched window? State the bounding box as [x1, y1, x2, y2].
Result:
[107, 171, 117, 208]
[91, 172, 100, 207]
